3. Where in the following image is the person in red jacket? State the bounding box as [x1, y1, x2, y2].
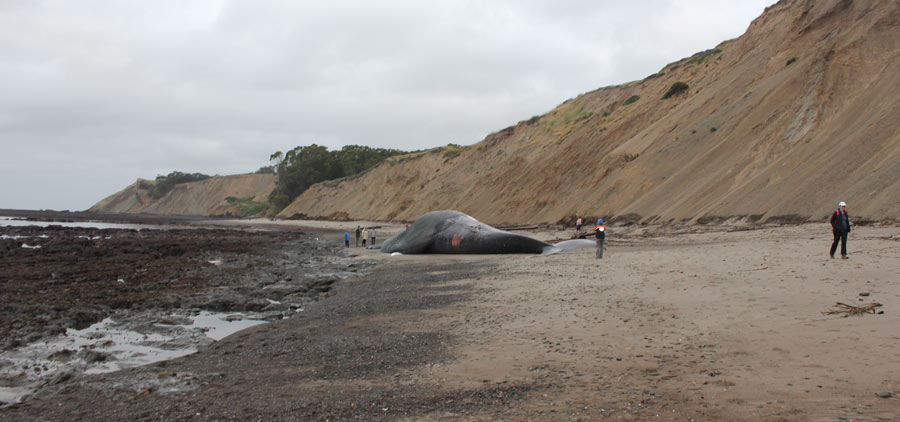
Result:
[594, 218, 606, 259]
[829, 202, 851, 259]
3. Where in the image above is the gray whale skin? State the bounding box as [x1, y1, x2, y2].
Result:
[380, 210, 594, 255]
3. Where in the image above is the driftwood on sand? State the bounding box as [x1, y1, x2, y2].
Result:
[823, 302, 883, 317]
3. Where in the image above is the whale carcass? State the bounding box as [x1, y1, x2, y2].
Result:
[380, 210, 594, 255]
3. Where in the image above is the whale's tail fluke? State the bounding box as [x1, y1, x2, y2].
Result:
[541, 239, 596, 255]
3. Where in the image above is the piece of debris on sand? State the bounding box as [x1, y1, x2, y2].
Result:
[823, 302, 883, 317]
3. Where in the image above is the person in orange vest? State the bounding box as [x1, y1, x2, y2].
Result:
[594, 218, 606, 259]
[829, 201, 851, 259]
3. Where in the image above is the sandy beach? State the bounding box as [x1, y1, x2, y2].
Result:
[2, 218, 898, 421]
[341, 221, 900, 420]
[398, 223, 900, 420]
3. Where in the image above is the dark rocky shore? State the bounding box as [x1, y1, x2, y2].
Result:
[3, 260, 529, 421]
[0, 214, 529, 420]
[0, 224, 364, 352]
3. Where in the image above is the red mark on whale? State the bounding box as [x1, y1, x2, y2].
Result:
[451, 234, 464, 247]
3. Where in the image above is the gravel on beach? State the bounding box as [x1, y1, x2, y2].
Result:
[2, 249, 531, 420]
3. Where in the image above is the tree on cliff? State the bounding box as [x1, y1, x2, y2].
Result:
[268, 144, 406, 211]
[335, 144, 404, 175]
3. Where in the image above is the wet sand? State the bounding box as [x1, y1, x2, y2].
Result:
[2, 216, 899, 420]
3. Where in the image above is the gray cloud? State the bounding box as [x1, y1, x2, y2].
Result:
[0, 0, 773, 210]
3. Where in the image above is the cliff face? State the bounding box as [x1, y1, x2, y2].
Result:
[279, 0, 900, 225]
[91, 173, 276, 217]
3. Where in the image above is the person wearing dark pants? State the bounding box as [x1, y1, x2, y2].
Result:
[594, 218, 606, 259]
[829, 201, 851, 259]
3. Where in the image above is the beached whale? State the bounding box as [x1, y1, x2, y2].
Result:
[380, 210, 595, 255]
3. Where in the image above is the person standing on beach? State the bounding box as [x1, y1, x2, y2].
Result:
[575, 216, 583, 233]
[594, 218, 606, 259]
[361, 227, 368, 247]
[355, 226, 361, 247]
[369, 227, 376, 246]
[344, 231, 350, 248]
[830, 201, 851, 259]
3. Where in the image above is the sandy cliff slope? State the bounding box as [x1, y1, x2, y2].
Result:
[90, 173, 275, 217]
[280, 0, 900, 225]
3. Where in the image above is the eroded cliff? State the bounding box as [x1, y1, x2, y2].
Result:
[279, 0, 900, 225]
[91, 173, 275, 217]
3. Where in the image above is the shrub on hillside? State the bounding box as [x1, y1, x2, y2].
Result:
[269, 193, 292, 211]
[442, 144, 470, 159]
[662, 82, 689, 99]
[225, 195, 268, 216]
[688, 48, 722, 65]
[624, 95, 641, 105]
[642, 72, 664, 82]
[149, 171, 211, 199]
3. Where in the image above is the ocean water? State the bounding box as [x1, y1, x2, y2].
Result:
[0, 216, 165, 230]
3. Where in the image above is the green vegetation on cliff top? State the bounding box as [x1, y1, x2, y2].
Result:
[267, 144, 410, 213]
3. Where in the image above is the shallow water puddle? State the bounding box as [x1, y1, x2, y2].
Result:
[0, 311, 265, 406]
[188, 312, 267, 341]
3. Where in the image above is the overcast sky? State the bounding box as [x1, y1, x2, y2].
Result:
[0, 0, 773, 211]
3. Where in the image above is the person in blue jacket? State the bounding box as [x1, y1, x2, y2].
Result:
[344, 231, 350, 248]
